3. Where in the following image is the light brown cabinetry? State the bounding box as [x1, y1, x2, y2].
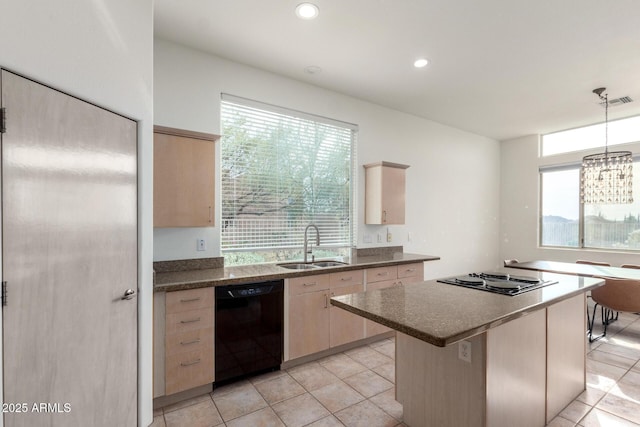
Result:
[396, 293, 587, 427]
[164, 288, 215, 395]
[288, 269, 368, 360]
[366, 263, 424, 337]
[288, 274, 331, 360]
[329, 270, 365, 347]
[153, 126, 218, 227]
[364, 161, 409, 224]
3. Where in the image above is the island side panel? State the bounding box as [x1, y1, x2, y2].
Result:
[396, 332, 486, 427]
[486, 308, 546, 427]
[546, 293, 586, 422]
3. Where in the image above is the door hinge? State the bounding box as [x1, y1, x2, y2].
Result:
[1, 281, 6, 306]
[0, 107, 6, 133]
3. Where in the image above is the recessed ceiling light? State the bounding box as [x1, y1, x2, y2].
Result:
[414, 58, 430, 68]
[296, 3, 319, 20]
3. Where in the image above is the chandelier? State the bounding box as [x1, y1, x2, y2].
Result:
[580, 88, 633, 204]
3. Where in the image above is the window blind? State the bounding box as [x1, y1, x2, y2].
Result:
[220, 95, 357, 253]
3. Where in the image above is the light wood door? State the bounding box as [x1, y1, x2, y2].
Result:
[288, 274, 330, 360]
[153, 127, 216, 227]
[330, 283, 365, 347]
[364, 162, 408, 224]
[380, 165, 406, 224]
[1, 70, 138, 426]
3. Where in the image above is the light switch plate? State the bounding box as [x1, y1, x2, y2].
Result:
[197, 238, 206, 251]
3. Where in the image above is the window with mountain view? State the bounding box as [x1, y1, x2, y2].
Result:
[541, 163, 640, 249]
[220, 95, 357, 265]
[540, 115, 640, 250]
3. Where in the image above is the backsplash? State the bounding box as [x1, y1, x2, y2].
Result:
[153, 257, 224, 273]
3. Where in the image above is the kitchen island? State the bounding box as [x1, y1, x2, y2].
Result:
[331, 268, 604, 427]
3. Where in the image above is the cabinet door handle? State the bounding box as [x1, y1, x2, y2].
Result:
[378, 272, 389, 276]
[180, 359, 201, 367]
[340, 276, 353, 281]
[208, 206, 212, 223]
[180, 339, 201, 346]
[405, 268, 416, 273]
[303, 282, 317, 287]
[325, 294, 328, 308]
[180, 297, 201, 303]
[383, 210, 387, 223]
[180, 317, 201, 324]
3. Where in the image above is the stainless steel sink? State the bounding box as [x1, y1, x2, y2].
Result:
[311, 261, 348, 268]
[278, 260, 348, 270]
[278, 263, 321, 270]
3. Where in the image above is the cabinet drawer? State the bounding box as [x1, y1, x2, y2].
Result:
[289, 274, 330, 297]
[166, 307, 214, 335]
[165, 347, 214, 395]
[367, 265, 397, 283]
[398, 262, 424, 280]
[330, 270, 364, 289]
[330, 283, 364, 299]
[166, 288, 214, 314]
[165, 327, 214, 357]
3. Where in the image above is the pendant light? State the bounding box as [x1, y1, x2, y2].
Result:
[580, 87, 634, 204]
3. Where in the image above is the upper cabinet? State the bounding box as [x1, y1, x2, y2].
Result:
[154, 126, 219, 228]
[364, 161, 409, 225]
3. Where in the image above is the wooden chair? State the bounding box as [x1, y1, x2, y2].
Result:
[588, 277, 640, 342]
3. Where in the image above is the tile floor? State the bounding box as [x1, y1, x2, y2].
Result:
[152, 311, 640, 427]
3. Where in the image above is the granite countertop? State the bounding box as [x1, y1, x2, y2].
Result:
[507, 260, 640, 280]
[330, 268, 604, 348]
[154, 252, 440, 292]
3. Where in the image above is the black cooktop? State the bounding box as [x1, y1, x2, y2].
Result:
[437, 272, 557, 296]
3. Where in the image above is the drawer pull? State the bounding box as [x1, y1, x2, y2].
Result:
[180, 317, 201, 324]
[378, 272, 389, 276]
[340, 276, 353, 281]
[180, 297, 201, 303]
[303, 282, 317, 287]
[404, 269, 416, 273]
[180, 359, 201, 367]
[180, 339, 201, 346]
[324, 294, 328, 308]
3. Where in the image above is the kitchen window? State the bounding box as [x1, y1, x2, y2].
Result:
[220, 94, 357, 265]
[540, 117, 640, 250]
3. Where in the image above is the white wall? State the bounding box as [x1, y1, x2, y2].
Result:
[154, 39, 501, 278]
[500, 134, 640, 266]
[0, 1, 154, 426]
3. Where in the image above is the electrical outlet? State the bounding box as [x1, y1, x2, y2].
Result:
[197, 238, 206, 251]
[387, 231, 392, 242]
[377, 233, 382, 243]
[458, 340, 472, 363]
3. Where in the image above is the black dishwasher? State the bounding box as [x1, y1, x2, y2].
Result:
[215, 280, 283, 385]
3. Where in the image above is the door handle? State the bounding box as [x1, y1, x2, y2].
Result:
[121, 289, 136, 300]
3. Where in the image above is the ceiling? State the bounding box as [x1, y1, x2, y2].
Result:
[154, 0, 640, 141]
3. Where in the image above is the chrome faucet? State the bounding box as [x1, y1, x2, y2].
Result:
[303, 224, 320, 263]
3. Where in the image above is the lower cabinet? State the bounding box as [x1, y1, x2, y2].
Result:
[288, 274, 331, 360]
[164, 288, 215, 395]
[330, 270, 365, 347]
[287, 264, 422, 360]
[365, 262, 424, 337]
